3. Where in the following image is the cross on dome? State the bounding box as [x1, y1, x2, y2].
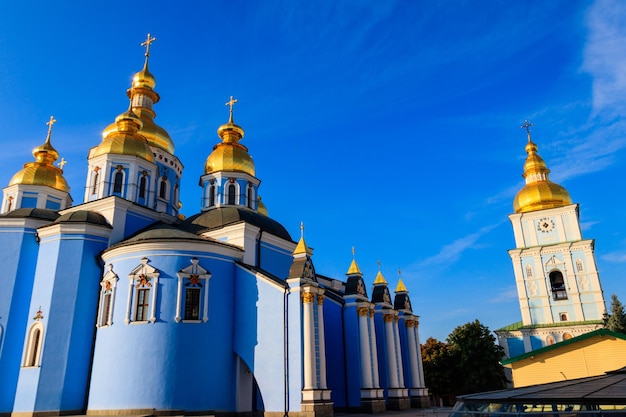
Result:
[45, 116, 57, 143]
[58, 157, 67, 169]
[141, 33, 156, 57]
[521, 120, 534, 142]
[225, 95, 238, 123]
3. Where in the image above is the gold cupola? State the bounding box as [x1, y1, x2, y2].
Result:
[101, 34, 175, 154]
[257, 196, 268, 216]
[9, 116, 70, 192]
[346, 246, 362, 275]
[513, 121, 571, 213]
[92, 105, 155, 162]
[204, 96, 255, 177]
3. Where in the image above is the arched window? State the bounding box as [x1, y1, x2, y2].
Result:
[560, 312, 568, 321]
[7, 196, 13, 212]
[113, 170, 124, 194]
[92, 169, 100, 195]
[247, 185, 254, 209]
[159, 178, 168, 199]
[139, 175, 147, 199]
[209, 184, 216, 207]
[549, 270, 568, 300]
[227, 184, 236, 205]
[24, 323, 44, 367]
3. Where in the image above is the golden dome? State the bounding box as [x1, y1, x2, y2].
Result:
[9, 116, 69, 193]
[92, 109, 155, 162]
[257, 196, 268, 216]
[513, 126, 571, 213]
[204, 97, 255, 176]
[100, 35, 175, 155]
[346, 247, 362, 275]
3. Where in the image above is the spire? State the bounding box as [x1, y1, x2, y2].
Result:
[141, 33, 156, 69]
[346, 246, 362, 275]
[373, 260, 387, 285]
[395, 269, 408, 293]
[513, 120, 572, 213]
[293, 222, 313, 256]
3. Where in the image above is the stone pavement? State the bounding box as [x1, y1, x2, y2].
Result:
[336, 407, 453, 417]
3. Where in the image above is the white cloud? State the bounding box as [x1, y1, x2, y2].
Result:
[601, 251, 626, 263]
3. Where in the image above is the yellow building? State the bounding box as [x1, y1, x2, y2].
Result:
[502, 329, 626, 387]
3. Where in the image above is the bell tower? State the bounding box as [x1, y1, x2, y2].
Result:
[498, 121, 606, 357]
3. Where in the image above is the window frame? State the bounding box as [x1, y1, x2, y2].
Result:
[175, 258, 211, 323]
[125, 258, 160, 324]
[23, 321, 44, 367]
[98, 264, 118, 327]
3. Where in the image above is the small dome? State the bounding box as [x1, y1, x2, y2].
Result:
[132, 64, 156, 90]
[257, 196, 268, 216]
[9, 164, 69, 192]
[56, 210, 110, 227]
[92, 109, 155, 162]
[204, 143, 255, 176]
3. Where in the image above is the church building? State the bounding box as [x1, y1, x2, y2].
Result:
[495, 122, 607, 358]
[0, 36, 428, 417]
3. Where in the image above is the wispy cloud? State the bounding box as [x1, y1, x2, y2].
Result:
[582, 0, 626, 116]
[414, 223, 501, 269]
[601, 251, 626, 263]
[487, 286, 518, 304]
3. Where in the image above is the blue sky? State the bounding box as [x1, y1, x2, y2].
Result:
[1, 1, 625, 342]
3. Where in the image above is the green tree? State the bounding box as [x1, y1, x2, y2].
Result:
[604, 294, 626, 334]
[421, 337, 454, 398]
[422, 320, 507, 399]
[446, 320, 508, 394]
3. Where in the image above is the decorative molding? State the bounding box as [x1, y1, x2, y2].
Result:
[302, 292, 315, 303]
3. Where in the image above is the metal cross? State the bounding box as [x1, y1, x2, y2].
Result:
[45, 116, 57, 143]
[141, 33, 156, 57]
[225, 95, 238, 121]
[58, 158, 67, 169]
[521, 120, 534, 141]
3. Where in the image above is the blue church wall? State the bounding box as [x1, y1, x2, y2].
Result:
[341, 303, 362, 409]
[124, 210, 159, 238]
[233, 266, 287, 412]
[323, 297, 347, 409]
[88, 249, 239, 413]
[108, 165, 129, 198]
[13, 230, 109, 414]
[506, 337, 525, 357]
[259, 241, 293, 279]
[0, 227, 39, 414]
[530, 335, 543, 350]
[397, 315, 412, 390]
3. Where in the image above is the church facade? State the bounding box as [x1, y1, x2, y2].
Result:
[495, 122, 607, 359]
[0, 37, 428, 417]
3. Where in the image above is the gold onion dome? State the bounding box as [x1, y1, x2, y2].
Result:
[92, 107, 155, 163]
[346, 247, 362, 275]
[101, 34, 175, 154]
[9, 116, 69, 192]
[513, 122, 571, 213]
[204, 96, 255, 177]
[257, 196, 268, 216]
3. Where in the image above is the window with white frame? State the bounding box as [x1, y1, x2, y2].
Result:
[208, 183, 216, 207]
[125, 258, 160, 324]
[113, 166, 124, 194]
[98, 264, 118, 327]
[176, 258, 211, 323]
[227, 183, 236, 205]
[23, 321, 44, 367]
[159, 176, 169, 199]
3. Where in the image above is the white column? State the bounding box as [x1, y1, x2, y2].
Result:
[384, 313, 399, 388]
[302, 291, 316, 390]
[317, 293, 328, 389]
[393, 316, 405, 387]
[358, 306, 373, 389]
[369, 308, 381, 387]
[406, 319, 420, 388]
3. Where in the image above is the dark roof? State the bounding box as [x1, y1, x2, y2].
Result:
[502, 328, 626, 365]
[458, 367, 626, 404]
[182, 207, 292, 241]
[55, 210, 111, 227]
[496, 320, 604, 333]
[0, 208, 59, 221]
[106, 222, 235, 252]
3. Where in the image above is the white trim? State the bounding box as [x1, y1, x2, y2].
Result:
[126, 258, 160, 324]
[97, 264, 118, 327]
[176, 258, 211, 323]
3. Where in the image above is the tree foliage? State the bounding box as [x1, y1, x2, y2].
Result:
[604, 294, 626, 334]
[421, 320, 507, 398]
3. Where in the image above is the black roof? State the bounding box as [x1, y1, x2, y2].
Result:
[55, 210, 111, 227]
[182, 207, 292, 241]
[0, 208, 59, 221]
